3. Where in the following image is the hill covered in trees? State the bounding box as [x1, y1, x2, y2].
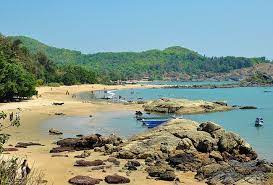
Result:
[0, 34, 97, 101]
[9, 36, 271, 81]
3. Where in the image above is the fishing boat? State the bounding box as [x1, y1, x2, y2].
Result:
[142, 119, 170, 128]
[255, 117, 264, 127]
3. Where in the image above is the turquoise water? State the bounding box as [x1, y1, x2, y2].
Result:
[41, 111, 146, 138]
[115, 86, 273, 161]
[44, 82, 273, 161]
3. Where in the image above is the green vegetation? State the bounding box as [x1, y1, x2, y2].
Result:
[1, 34, 271, 100]
[0, 35, 97, 101]
[245, 72, 273, 84]
[10, 36, 271, 81]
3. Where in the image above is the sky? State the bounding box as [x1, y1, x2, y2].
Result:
[0, 0, 273, 58]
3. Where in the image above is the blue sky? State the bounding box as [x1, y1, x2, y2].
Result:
[0, 0, 272, 58]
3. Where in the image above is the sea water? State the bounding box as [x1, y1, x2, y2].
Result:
[43, 82, 273, 161]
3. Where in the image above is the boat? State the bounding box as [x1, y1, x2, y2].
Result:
[142, 119, 170, 128]
[136, 116, 171, 120]
[255, 117, 264, 127]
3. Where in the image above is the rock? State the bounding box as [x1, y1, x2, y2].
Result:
[68, 175, 102, 185]
[76, 134, 84, 137]
[51, 134, 123, 153]
[104, 144, 120, 154]
[176, 138, 194, 150]
[74, 160, 105, 167]
[50, 146, 75, 153]
[159, 171, 176, 181]
[167, 152, 203, 172]
[15, 142, 43, 148]
[53, 102, 64, 106]
[143, 98, 232, 114]
[55, 112, 65, 116]
[51, 154, 69, 157]
[196, 163, 229, 178]
[94, 147, 105, 152]
[197, 121, 222, 133]
[117, 151, 134, 159]
[213, 101, 228, 106]
[74, 151, 91, 158]
[239, 106, 257, 109]
[124, 160, 141, 170]
[218, 131, 243, 152]
[90, 166, 105, 171]
[106, 157, 120, 166]
[209, 151, 223, 161]
[49, 128, 63, 135]
[146, 162, 173, 177]
[104, 174, 130, 184]
[3, 147, 19, 152]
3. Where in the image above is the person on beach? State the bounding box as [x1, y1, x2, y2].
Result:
[9, 112, 14, 121]
[66, 90, 70, 95]
[21, 160, 31, 181]
[15, 112, 20, 120]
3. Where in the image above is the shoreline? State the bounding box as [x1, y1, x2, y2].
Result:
[0, 83, 271, 185]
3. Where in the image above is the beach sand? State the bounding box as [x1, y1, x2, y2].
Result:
[0, 84, 205, 185]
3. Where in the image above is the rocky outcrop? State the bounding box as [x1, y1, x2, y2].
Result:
[68, 175, 102, 185]
[110, 119, 271, 184]
[143, 98, 233, 114]
[50, 134, 123, 153]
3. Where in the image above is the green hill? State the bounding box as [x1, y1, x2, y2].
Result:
[8, 36, 270, 80]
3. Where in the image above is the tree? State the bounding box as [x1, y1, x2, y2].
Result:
[0, 60, 37, 101]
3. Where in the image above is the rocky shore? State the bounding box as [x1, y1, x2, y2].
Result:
[143, 98, 233, 114]
[163, 82, 273, 90]
[51, 119, 273, 185]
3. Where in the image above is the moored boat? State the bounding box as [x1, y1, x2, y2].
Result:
[142, 119, 170, 128]
[255, 117, 264, 127]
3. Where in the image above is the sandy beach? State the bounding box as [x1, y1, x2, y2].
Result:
[0, 84, 207, 185]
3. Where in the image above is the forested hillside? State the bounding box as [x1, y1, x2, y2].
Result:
[0, 34, 97, 101]
[9, 36, 270, 81]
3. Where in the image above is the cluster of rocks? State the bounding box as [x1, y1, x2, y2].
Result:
[143, 98, 233, 114]
[50, 133, 123, 153]
[52, 119, 273, 184]
[110, 119, 272, 184]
